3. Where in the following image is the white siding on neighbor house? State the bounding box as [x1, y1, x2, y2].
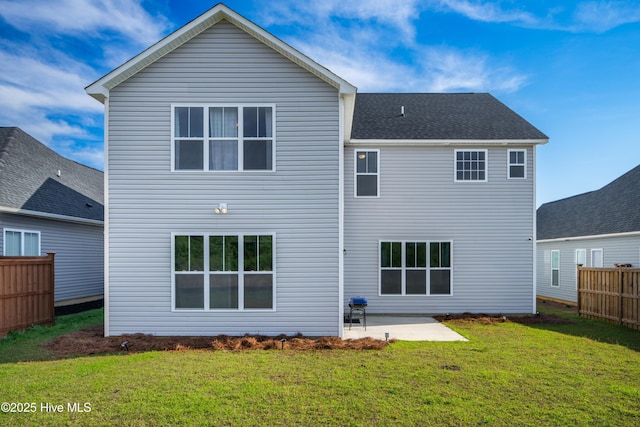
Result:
[537, 234, 640, 303]
[106, 21, 341, 336]
[0, 213, 103, 303]
[344, 145, 536, 314]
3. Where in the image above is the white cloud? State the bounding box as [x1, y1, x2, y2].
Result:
[436, 0, 539, 25]
[572, 1, 640, 33]
[0, 0, 169, 46]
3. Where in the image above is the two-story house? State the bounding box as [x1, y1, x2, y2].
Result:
[86, 4, 548, 337]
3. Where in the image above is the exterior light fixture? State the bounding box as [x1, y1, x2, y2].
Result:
[358, 153, 366, 159]
[214, 203, 228, 214]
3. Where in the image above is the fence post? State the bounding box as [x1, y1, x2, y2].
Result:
[576, 265, 582, 315]
[618, 267, 623, 326]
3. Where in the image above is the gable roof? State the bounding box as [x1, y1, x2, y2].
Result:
[350, 93, 548, 142]
[85, 3, 356, 103]
[537, 164, 640, 240]
[0, 127, 103, 224]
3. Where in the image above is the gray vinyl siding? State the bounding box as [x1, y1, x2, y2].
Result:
[106, 21, 340, 336]
[0, 213, 103, 303]
[344, 145, 536, 314]
[537, 234, 640, 303]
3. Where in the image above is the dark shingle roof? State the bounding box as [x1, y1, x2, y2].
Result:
[537, 165, 640, 240]
[350, 93, 548, 140]
[0, 127, 103, 222]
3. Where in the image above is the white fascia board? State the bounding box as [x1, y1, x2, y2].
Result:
[85, 4, 356, 101]
[0, 205, 103, 227]
[537, 230, 640, 243]
[347, 138, 549, 146]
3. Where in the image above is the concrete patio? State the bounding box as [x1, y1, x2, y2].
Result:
[342, 315, 468, 341]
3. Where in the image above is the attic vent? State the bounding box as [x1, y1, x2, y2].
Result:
[85, 203, 93, 208]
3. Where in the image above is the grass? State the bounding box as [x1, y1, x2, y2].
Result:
[0, 306, 638, 426]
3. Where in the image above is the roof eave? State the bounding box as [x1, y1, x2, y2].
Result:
[0, 205, 104, 226]
[537, 230, 640, 243]
[346, 138, 549, 146]
[85, 4, 356, 101]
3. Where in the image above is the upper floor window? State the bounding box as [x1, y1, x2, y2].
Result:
[455, 150, 487, 182]
[355, 150, 379, 197]
[173, 105, 275, 171]
[508, 149, 526, 179]
[3, 229, 40, 256]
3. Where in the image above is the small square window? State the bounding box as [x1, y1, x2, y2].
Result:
[455, 150, 487, 182]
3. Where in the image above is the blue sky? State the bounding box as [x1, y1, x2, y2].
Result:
[1, 0, 639, 206]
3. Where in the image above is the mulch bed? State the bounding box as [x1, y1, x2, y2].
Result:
[41, 301, 576, 356]
[40, 325, 391, 356]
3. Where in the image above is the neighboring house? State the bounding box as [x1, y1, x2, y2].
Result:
[0, 127, 104, 306]
[537, 164, 640, 303]
[86, 4, 548, 337]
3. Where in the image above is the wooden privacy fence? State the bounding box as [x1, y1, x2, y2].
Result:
[0, 253, 55, 335]
[577, 266, 640, 330]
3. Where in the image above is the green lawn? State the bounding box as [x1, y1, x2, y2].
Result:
[0, 306, 638, 426]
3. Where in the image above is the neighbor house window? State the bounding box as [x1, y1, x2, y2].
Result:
[455, 150, 487, 181]
[173, 233, 274, 310]
[173, 105, 275, 171]
[575, 249, 586, 290]
[591, 249, 603, 267]
[551, 250, 559, 287]
[3, 229, 40, 256]
[355, 150, 379, 197]
[508, 149, 526, 179]
[380, 240, 452, 295]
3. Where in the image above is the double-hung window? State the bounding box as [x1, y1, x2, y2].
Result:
[173, 105, 274, 171]
[380, 241, 452, 295]
[173, 233, 274, 310]
[3, 229, 40, 256]
[508, 149, 526, 179]
[455, 150, 487, 181]
[551, 250, 560, 287]
[355, 150, 379, 197]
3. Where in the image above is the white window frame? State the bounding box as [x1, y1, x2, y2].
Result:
[354, 149, 380, 198]
[3, 228, 41, 256]
[575, 249, 586, 290]
[454, 149, 488, 182]
[551, 250, 560, 287]
[171, 232, 276, 312]
[591, 248, 604, 267]
[171, 103, 276, 172]
[507, 149, 527, 179]
[379, 240, 453, 296]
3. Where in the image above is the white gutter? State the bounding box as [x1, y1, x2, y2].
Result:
[347, 138, 549, 146]
[537, 230, 640, 243]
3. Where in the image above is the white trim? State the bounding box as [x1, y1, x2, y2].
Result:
[507, 148, 527, 179]
[171, 103, 276, 172]
[171, 232, 276, 312]
[338, 95, 345, 338]
[348, 138, 548, 146]
[86, 4, 356, 102]
[454, 149, 488, 182]
[0, 205, 103, 226]
[537, 230, 640, 243]
[354, 149, 380, 198]
[532, 145, 537, 313]
[2, 228, 41, 256]
[551, 250, 560, 287]
[378, 240, 453, 296]
[103, 97, 110, 337]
